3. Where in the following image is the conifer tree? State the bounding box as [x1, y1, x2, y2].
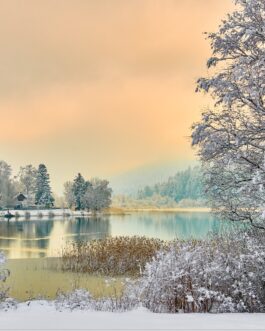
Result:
[35, 164, 54, 208]
[72, 173, 89, 210]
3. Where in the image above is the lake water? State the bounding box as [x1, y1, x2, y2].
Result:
[0, 211, 230, 259]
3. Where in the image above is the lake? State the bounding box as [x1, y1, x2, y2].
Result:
[0, 211, 230, 259]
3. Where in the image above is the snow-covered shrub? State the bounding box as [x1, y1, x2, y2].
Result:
[0, 298, 17, 311]
[139, 229, 265, 313]
[55, 280, 140, 312]
[55, 289, 93, 311]
[0, 252, 14, 310]
[95, 278, 140, 312]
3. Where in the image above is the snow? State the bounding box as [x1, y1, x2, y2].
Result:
[0, 209, 92, 219]
[0, 301, 264, 330]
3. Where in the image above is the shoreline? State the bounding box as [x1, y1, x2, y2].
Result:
[0, 207, 211, 219]
[106, 207, 210, 214]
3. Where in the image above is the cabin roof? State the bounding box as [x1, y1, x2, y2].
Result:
[15, 193, 27, 201]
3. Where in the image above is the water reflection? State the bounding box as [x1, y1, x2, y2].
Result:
[109, 212, 230, 240]
[0, 217, 110, 258]
[0, 212, 231, 259]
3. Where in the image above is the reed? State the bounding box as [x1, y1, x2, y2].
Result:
[61, 236, 165, 276]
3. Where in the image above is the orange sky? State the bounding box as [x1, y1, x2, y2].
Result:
[0, 0, 234, 193]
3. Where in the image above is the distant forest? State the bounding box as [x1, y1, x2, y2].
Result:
[137, 166, 204, 202]
[112, 167, 206, 209]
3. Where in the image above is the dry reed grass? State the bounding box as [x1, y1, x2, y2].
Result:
[61, 236, 165, 276]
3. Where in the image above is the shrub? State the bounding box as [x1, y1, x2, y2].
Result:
[55, 289, 93, 311]
[55, 279, 139, 312]
[139, 229, 265, 313]
[0, 252, 16, 310]
[61, 236, 165, 276]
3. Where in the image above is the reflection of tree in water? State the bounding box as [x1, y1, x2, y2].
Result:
[0, 217, 111, 258]
[35, 220, 54, 238]
[0, 220, 55, 254]
[64, 216, 110, 242]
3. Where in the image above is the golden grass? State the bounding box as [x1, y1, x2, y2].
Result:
[103, 207, 127, 215]
[121, 207, 210, 213]
[61, 236, 165, 276]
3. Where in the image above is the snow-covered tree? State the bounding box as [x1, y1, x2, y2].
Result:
[63, 181, 75, 209]
[0, 161, 16, 208]
[192, 0, 265, 229]
[72, 173, 89, 210]
[82, 178, 112, 212]
[65, 175, 112, 211]
[35, 164, 54, 208]
[17, 165, 37, 205]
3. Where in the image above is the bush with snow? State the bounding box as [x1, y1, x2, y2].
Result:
[139, 229, 265, 313]
[55, 279, 140, 312]
[55, 289, 93, 311]
[0, 252, 16, 310]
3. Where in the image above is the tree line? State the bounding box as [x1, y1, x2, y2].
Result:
[137, 166, 204, 203]
[0, 160, 112, 211]
[0, 161, 54, 208]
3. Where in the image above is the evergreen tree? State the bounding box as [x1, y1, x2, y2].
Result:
[72, 173, 89, 210]
[0, 160, 16, 208]
[35, 164, 54, 208]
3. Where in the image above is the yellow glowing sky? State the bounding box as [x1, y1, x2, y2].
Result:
[0, 0, 233, 193]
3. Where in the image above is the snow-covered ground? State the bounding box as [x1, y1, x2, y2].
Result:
[0, 301, 264, 330]
[0, 208, 91, 219]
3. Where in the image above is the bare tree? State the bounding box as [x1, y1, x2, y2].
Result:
[192, 0, 265, 229]
[63, 181, 75, 209]
[17, 165, 37, 205]
[82, 178, 112, 212]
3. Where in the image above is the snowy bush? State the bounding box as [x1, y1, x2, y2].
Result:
[139, 229, 265, 313]
[0, 252, 15, 310]
[55, 289, 93, 311]
[55, 280, 139, 312]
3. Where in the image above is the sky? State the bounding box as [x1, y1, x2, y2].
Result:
[0, 0, 234, 194]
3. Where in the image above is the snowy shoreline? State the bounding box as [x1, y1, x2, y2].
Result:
[0, 208, 210, 220]
[0, 301, 264, 330]
[0, 208, 92, 219]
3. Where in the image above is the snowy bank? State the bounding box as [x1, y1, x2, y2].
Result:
[0, 209, 92, 219]
[0, 301, 264, 330]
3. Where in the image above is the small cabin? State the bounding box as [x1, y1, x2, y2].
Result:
[14, 193, 27, 209]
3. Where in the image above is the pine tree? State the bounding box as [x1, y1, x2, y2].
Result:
[35, 164, 54, 208]
[72, 173, 88, 210]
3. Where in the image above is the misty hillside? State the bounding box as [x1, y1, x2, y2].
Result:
[109, 160, 196, 195]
